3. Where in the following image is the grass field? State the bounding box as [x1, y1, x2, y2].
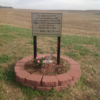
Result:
[0, 9, 100, 37]
[0, 24, 100, 100]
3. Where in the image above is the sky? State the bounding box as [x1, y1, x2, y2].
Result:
[0, 0, 100, 10]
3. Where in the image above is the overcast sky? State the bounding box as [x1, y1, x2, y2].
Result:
[0, 0, 100, 10]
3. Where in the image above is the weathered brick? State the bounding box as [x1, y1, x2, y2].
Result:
[36, 86, 51, 92]
[42, 76, 58, 87]
[36, 85, 68, 92]
[54, 85, 68, 91]
[68, 59, 79, 65]
[66, 69, 81, 80]
[68, 78, 79, 87]
[26, 74, 42, 86]
[70, 64, 81, 71]
[21, 83, 34, 89]
[56, 74, 72, 86]
[60, 55, 72, 61]
[14, 65, 24, 74]
[16, 71, 30, 83]
[15, 62, 25, 66]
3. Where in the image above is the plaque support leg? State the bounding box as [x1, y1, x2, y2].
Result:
[33, 36, 37, 62]
[57, 37, 60, 65]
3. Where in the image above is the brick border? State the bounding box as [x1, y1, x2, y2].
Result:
[14, 54, 81, 92]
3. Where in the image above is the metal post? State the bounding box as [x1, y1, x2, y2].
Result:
[33, 36, 37, 61]
[57, 37, 60, 65]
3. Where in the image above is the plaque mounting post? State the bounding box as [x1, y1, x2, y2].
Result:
[57, 37, 60, 65]
[33, 36, 37, 62]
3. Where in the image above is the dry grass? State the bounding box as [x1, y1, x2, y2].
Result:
[0, 8, 100, 37]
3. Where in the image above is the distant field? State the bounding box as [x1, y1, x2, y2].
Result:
[0, 8, 100, 36]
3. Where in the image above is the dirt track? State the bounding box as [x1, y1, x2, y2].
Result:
[0, 8, 100, 36]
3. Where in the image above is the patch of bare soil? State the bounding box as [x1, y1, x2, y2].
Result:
[25, 56, 70, 75]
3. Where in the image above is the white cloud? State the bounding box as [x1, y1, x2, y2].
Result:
[0, 0, 100, 10]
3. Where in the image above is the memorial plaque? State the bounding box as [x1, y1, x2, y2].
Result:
[32, 13, 62, 36]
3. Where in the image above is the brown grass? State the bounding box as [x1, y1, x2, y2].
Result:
[0, 8, 100, 37]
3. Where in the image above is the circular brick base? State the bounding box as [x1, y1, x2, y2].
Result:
[14, 54, 81, 92]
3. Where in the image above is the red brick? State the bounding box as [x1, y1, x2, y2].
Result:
[56, 74, 72, 86]
[68, 78, 79, 87]
[17, 56, 32, 63]
[21, 57, 31, 62]
[15, 56, 33, 66]
[16, 71, 30, 83]
[15, 62, 25, 66]
[52, 54, 57, 57]
[15, 65, 24, 69]
[14, 66, 25, 75]
[66, 69, 81, 80]
[54, 85, 68, 91]
[21, 83, 34, 89]
[70, 64, 80, 68]
[70, 64, 81, 71]
[37, 54, 42, 57]
[60, 55, 72, 61]
[27, 55, 33, 59]
[26, 74, 42, 86]
[36, 85, 68, 92]
[36, 86, 51, 92]
[42, 76, 58, 87]
[68, 60, 79, 65]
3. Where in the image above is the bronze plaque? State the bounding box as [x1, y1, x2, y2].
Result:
[32, 13, 62, 36]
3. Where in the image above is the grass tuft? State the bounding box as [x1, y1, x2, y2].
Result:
[37, 47, 44, 54]
[0, 67, 15, 84]
[0, 34, 16, 44]
[64, 52, 79, 59]
[21, 86, 40, 99]
[74, 45, 92, 56]
[94, 53, 100, 57]
[27, 40, 33, 44]
[0, 55, 11, 63]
